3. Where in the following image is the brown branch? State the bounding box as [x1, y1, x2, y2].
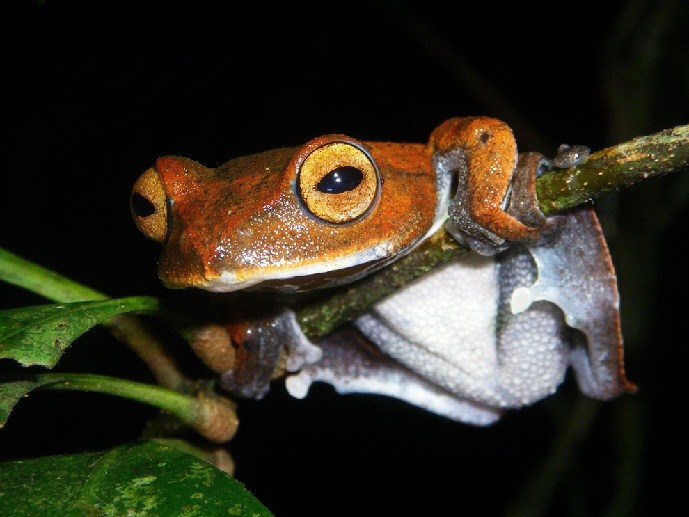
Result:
[536, 124, 689, 214]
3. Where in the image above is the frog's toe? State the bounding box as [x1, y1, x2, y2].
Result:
[506, 152, 547, 228]
[551, 144, 591, 169]
[445, 215, 509, 256]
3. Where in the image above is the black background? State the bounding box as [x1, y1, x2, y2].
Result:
[2, 1, 689, 515]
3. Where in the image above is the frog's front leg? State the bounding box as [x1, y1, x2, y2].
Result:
[190, 307, 494, 423]
[431, 117, 550, 255]
[188, 309, 322, 399]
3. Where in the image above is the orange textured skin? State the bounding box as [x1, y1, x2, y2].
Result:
[144, 117, 539, 291]
[154, 139, 435, 290]
[429, 117, 541, 240]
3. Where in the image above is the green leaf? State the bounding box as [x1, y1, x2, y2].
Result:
[0, 440, 274, 516]
[0, 375, 54, 427]
[0, 297, 160, 367]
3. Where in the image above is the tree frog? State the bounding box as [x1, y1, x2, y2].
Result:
[131, 117, 634, 425]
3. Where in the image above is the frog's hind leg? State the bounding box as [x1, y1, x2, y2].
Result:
[505, 152, 548, 228]
[492, 244, 570, 406]
[285, 327, 503, 425]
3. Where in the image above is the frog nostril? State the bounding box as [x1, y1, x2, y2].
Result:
[131, 192, 156, 217]
[317, 166, 364, 194]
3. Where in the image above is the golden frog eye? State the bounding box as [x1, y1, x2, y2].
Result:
[297, 141, 380, 224]
[130, 167, 169, 243]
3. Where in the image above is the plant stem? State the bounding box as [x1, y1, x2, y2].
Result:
[536, 124, 689, 214]
[40, 372, 195, 416]
[35, 372, 238, 443]
[0, 247, 106, 303]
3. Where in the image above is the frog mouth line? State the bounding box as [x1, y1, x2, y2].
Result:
[202, 238, 421, 293]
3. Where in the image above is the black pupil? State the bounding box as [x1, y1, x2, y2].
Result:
[316, 166, 364, 194]
[131, 192, 156, 217]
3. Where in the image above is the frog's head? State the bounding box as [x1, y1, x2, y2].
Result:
[131, 135, 450, 292]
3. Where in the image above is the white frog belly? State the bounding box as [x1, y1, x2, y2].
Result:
[354, 249, 568, 408]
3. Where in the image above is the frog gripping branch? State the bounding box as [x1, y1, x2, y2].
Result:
[131, 116, 635, 425]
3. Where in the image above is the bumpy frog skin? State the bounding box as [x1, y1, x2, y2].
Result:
[131, 117, 634, 424]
